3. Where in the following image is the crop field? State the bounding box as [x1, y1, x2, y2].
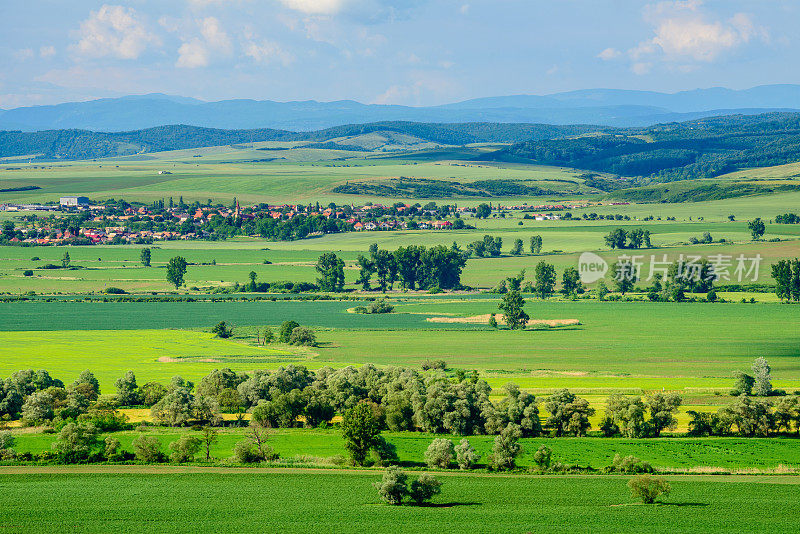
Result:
[0, 298, 799, 394]
[0, 156, 594, 205]
[1, 470, 799, 533]
[8, 429, 800, 471]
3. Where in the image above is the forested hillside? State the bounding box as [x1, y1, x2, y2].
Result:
[0, 122, 603, 160]
[483, 112, 800, 182]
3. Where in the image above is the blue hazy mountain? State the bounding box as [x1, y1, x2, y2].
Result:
[2, 85, 800, 132]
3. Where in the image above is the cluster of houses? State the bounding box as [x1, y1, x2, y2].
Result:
[6, 226, 183, 246]
[1, 196, 612, 246]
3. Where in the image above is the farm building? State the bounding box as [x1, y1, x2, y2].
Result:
[60, 196, 90, 207]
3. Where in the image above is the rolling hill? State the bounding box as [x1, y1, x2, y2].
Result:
[3, 85, 800, 132]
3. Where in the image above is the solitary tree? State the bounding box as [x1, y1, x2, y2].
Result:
[140, 248, 151, 267]
[373, 466, 408, 505]
[211, 321, 232, 339]
[499, 290, 529, 330]
[166, 256, 188, 289]
[510, 239, 523, 255]
[61, 251, 71, 268]
[628, 475, 671, 504]
[748, 218, 766, 240]
[409, 473, 442, 505]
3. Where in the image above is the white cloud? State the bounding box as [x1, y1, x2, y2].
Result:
[74, 5, 160, 60]
[597, 47, 621, 61]
[199, 17, 232, 54]
[629, 1, 767, 65]
[278, 0, 420, 23]
[176, 17, 232, 68]
[244, 40, 294, 65]
[40, 46, 57, 58]
[177, 39, 210, 68]
[279, 0, 350, 15]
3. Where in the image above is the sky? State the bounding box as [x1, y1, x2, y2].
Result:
[1, 0, 798, 109]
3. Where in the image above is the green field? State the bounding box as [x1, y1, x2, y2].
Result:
[4, 146, 800, 532]
[1, 469, 799, 533]
[0, 217, 797, 293]
[0, 299, 798, 394]
[10, 428, 800, 471]
[0, 155, 596, 205]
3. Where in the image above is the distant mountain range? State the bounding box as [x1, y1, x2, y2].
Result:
[4, 85, 800, 132]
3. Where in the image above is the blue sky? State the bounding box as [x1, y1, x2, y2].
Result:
[1, 1, 797, 108]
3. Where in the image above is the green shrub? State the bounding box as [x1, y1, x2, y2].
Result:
[289, 326, 316, 346]
[532, 445, 552, 469]
[424, 438, 454, 469]
[211, 321, 233, 339]
[373, 466, 408, 505]
[607, 454, 653, 474]
[169, 435, 201, 463]
[454, 438, 480, 470]
[132, 435, 163, 463]
[409, 473, 442, 505]
[628, 475, 671, 504]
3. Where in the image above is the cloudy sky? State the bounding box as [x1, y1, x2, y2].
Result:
[1, 1, 797, 108]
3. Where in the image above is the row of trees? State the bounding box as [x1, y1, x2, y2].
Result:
[493, 262, 581, 300]
[468, 235, 544, 258]
[688, 395, 800, 437]
[775, 213, 800, 224]
[604, 228, 652, 249]
[354, 244, 468, 292]
[0, 365, 595, 438]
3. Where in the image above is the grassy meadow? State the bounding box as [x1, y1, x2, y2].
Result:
[1, 470, 799, 533]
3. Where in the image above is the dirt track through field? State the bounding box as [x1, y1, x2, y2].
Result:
[426, 314, 580, 327]
[1, 465, 799, 483]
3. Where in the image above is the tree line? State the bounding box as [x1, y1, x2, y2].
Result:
[353, 244, 468, 292]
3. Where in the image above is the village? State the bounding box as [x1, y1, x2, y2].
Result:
[0, 195, 597, 246]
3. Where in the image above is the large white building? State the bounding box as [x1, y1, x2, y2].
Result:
[60, 196, 90, 207]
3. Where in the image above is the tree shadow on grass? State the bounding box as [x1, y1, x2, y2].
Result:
[612, 502, 708, 508]
[417, 502, 482, 508]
